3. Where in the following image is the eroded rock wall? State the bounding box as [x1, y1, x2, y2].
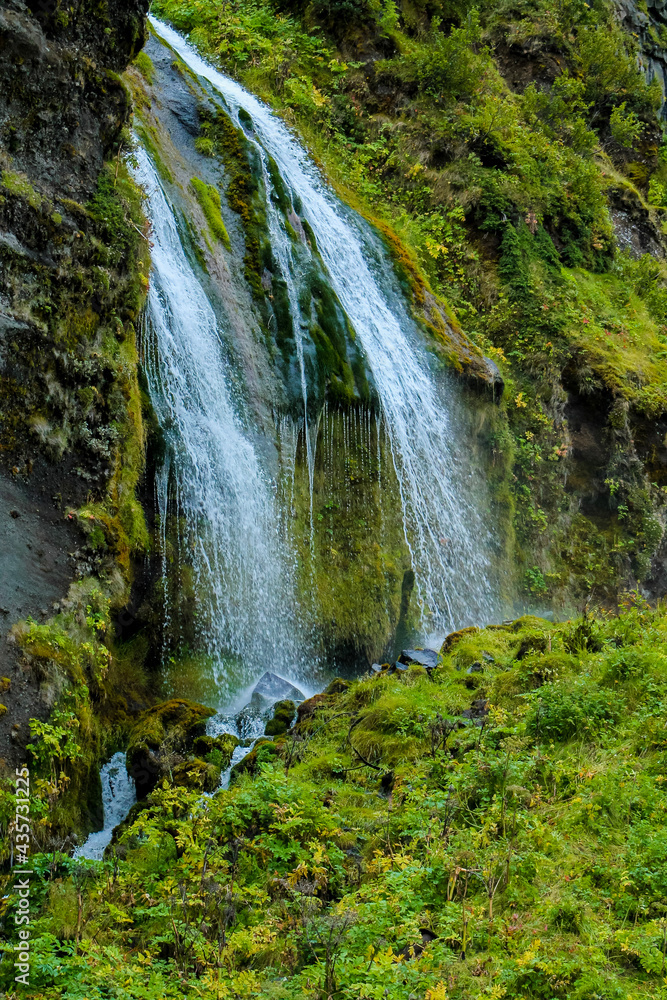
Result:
[0, 0, 150, 770]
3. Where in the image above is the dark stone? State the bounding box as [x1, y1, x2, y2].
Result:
[380, 770, 394, 794]
[482, 651, 495, 663]
[466, 662, 484, 674]
[398, 648, 439, 669]
[460, 698, 490, 725]
[0, 0, 149, 200]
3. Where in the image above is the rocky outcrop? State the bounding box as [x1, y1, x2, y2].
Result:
[0, 0, 151, 769]
[615, 0, 667, 115]
[126, 699, 238, 798]
[0, 0, 147, 197]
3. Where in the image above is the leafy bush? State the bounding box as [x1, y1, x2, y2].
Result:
[416, 13, 486, 102]
[610, 101, 645, 149]
[526, 679, 618, 740]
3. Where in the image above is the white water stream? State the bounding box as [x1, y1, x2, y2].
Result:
[134, 147, 303, 690]
[74, 753, 136, 860]
[148, 16, 497, 631]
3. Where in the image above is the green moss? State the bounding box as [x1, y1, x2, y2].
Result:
[17, 602, 667, 995]
[1, 169, 44, 210]
[134, 122, 174, 184]
[283, 406, 413, 665]
[133, 50, 155, 84]
[199, 106, 268, 295]
[190, 177, 231, 249]
[264, 699, 296, 736]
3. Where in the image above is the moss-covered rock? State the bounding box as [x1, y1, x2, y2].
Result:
[229, 739, 280, 783]
[126, 698, 216, 798]
[264, 699, 296, 737]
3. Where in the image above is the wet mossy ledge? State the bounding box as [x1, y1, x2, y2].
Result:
[4, 600, 667, 997]
[126, 698, 237, 797]
[195, 102, 375, 414]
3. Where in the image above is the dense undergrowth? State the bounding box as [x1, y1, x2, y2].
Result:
[3, 600, 667, 997]
[149, 0, 667, 607]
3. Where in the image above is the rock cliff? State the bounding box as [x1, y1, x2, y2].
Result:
[0, 0, 150, 768]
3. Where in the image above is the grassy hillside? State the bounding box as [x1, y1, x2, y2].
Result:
[150, 0, 667, 609]
[3, 600, 667, 997]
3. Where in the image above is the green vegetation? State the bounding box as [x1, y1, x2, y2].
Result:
[133, 50, 155, 84]
[1, 168, 44, 210]
[5, 601, 667, 997]
[190, 177, 232, 248]
[150, 0, 667, 607]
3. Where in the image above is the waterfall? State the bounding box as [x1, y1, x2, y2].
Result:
[134, 148, 303, 693]
[147, 17, 498, 632]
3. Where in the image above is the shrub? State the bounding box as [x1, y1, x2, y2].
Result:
[526, 679, 619, 740]
[609, 102, 644, 149]
[416, 13, 486, 103]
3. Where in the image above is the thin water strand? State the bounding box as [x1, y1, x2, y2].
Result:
[74, 753, 136, 860]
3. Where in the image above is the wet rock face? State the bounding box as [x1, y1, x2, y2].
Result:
[0, 0, 149, 197]
[615, 0, 667, 115]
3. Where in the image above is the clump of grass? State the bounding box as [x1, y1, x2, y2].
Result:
[2, 169, 44, 210]
[194, 136, 215, 157]
[190, 177, 231, 249]
[133, 50, 155, 84]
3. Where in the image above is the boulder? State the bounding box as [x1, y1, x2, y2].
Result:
[398, 648, 439, 669]
[126, 698, 216, 798]
[296, 692, 329, 723]
[250, 671, 304, 709]
[441, 626, 480, 654]
[229, 739, 280, 783]
[264, 699, 296, 737]
[461, 698, 490, 726]
[324, 677, 350, 695]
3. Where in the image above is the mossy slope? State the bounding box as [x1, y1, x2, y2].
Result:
[4, 600, 667, 997]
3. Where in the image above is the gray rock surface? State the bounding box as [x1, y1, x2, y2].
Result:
[615, 0, 667, 115]
[250, 671, 305, 708]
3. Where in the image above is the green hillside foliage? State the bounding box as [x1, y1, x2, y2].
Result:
[3, 600, 667, 997]
[150, 0, 667, 607]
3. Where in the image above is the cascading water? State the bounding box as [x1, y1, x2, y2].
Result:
[74, 753, 136, 860]
[134, 147, 303, 695]
[148, 16, 498, 632]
